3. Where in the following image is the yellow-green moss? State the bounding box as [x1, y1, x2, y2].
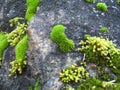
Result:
[60, 64, 89, 83]
[7, 17, 27, 47]
[0, 32, 9, 65]
[50, 24, 75, 53]
[9, 34, 28, 76]
[25, 0, 40, 22]
[84, 0, 96, 3]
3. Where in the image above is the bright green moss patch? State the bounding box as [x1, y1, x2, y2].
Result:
[84, 0, 96, 3]
[9, 34, 28, 76]
[25, 0, 40, 22]
[100, 27, 109, 33]
[50, 24, 75, 53]
[96, 3, 108, 12]
[60, 64, 89, 83]
[0, 32, 9, 65]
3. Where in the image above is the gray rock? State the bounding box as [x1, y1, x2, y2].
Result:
[0, 0, 120, 90]
[0, 0, 26, 32]
[27, 0, 120, 90]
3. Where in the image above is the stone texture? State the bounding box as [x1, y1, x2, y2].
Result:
[0, 0, 26, 32]
[0, 0, 120, 90]
[27, 0, 120, 90]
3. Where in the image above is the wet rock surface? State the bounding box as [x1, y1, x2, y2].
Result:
[0, 0, 120, 90]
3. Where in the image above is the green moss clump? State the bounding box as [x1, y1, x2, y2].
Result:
[78, 36, 120, 81]
[9, 34, 28, 76]
[117, 0, 120, 4]
[50, 24, 75, 53]
[60, 64, 89, 83]
[96, 3, 108, 12]
[25, 0, 40, 22]
[29, 79, 41, 90]
[7, 17, 27, 47]
[84, 0, 96, 3]
[0, 32, 9, 65]
[100, 27, 109, 33]
[77, 78, 120, 90]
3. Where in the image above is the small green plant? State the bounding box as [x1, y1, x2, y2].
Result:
[84, 0, 96, 3]
[29, 79, 41, 90]
[7, 17, 27, 46]
[50, 24, 75, 53]
[9, 34, 28, 76]
[96, 3, 108, 12]
[25, 0, 40, 22]
[100, 27, 109, 33]
[0, 32, 9, 65]
[117, 0, 120, 4]
[60, 64, 89, 83]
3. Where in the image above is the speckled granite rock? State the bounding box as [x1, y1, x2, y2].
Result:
[27, 0, 120, 90]
[0, 0, 26, 32]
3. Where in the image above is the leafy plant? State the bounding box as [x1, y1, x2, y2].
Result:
[100, 27, 109, 33]
[29, 79, 41, 90]
[50, 24, 75, 53]
[60, 64, 89, 83]
[84, 0, 96, 3]
[96, 3, 108, 12]
[9, 34, 28, 76]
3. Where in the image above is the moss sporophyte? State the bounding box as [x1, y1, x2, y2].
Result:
[50, 24, 75, 53]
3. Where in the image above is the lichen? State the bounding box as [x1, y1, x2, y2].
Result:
[25, 0, 40, 22]
[9, 34, 28, 76]
[0, 32, 9, 65]
[50, 24, 75, 53]
[60, 64, 89, 83]
[96, 3, 108, 12]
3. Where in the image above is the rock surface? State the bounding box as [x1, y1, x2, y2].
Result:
[27, 0, 120, 90]
[0, 0, 26, 32]
[0, 0, 120, 90]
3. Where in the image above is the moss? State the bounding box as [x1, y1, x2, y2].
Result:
[117, 0, 120, 4]
[29, 79, 41, 90]
[77, 78, 120, 90]
[60, 64, 89, 83]
[7, 17, 27, 46]
[50, 24, 75, 53]
[100, 27, 109, 33]
[96, 3, 108, 12]
[84, 0, 96, 3]
[78, 35, 120, 81]
[25, 0, 40, 22]
[9, 34, 28, 76]
[0, 32, 9, 65]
